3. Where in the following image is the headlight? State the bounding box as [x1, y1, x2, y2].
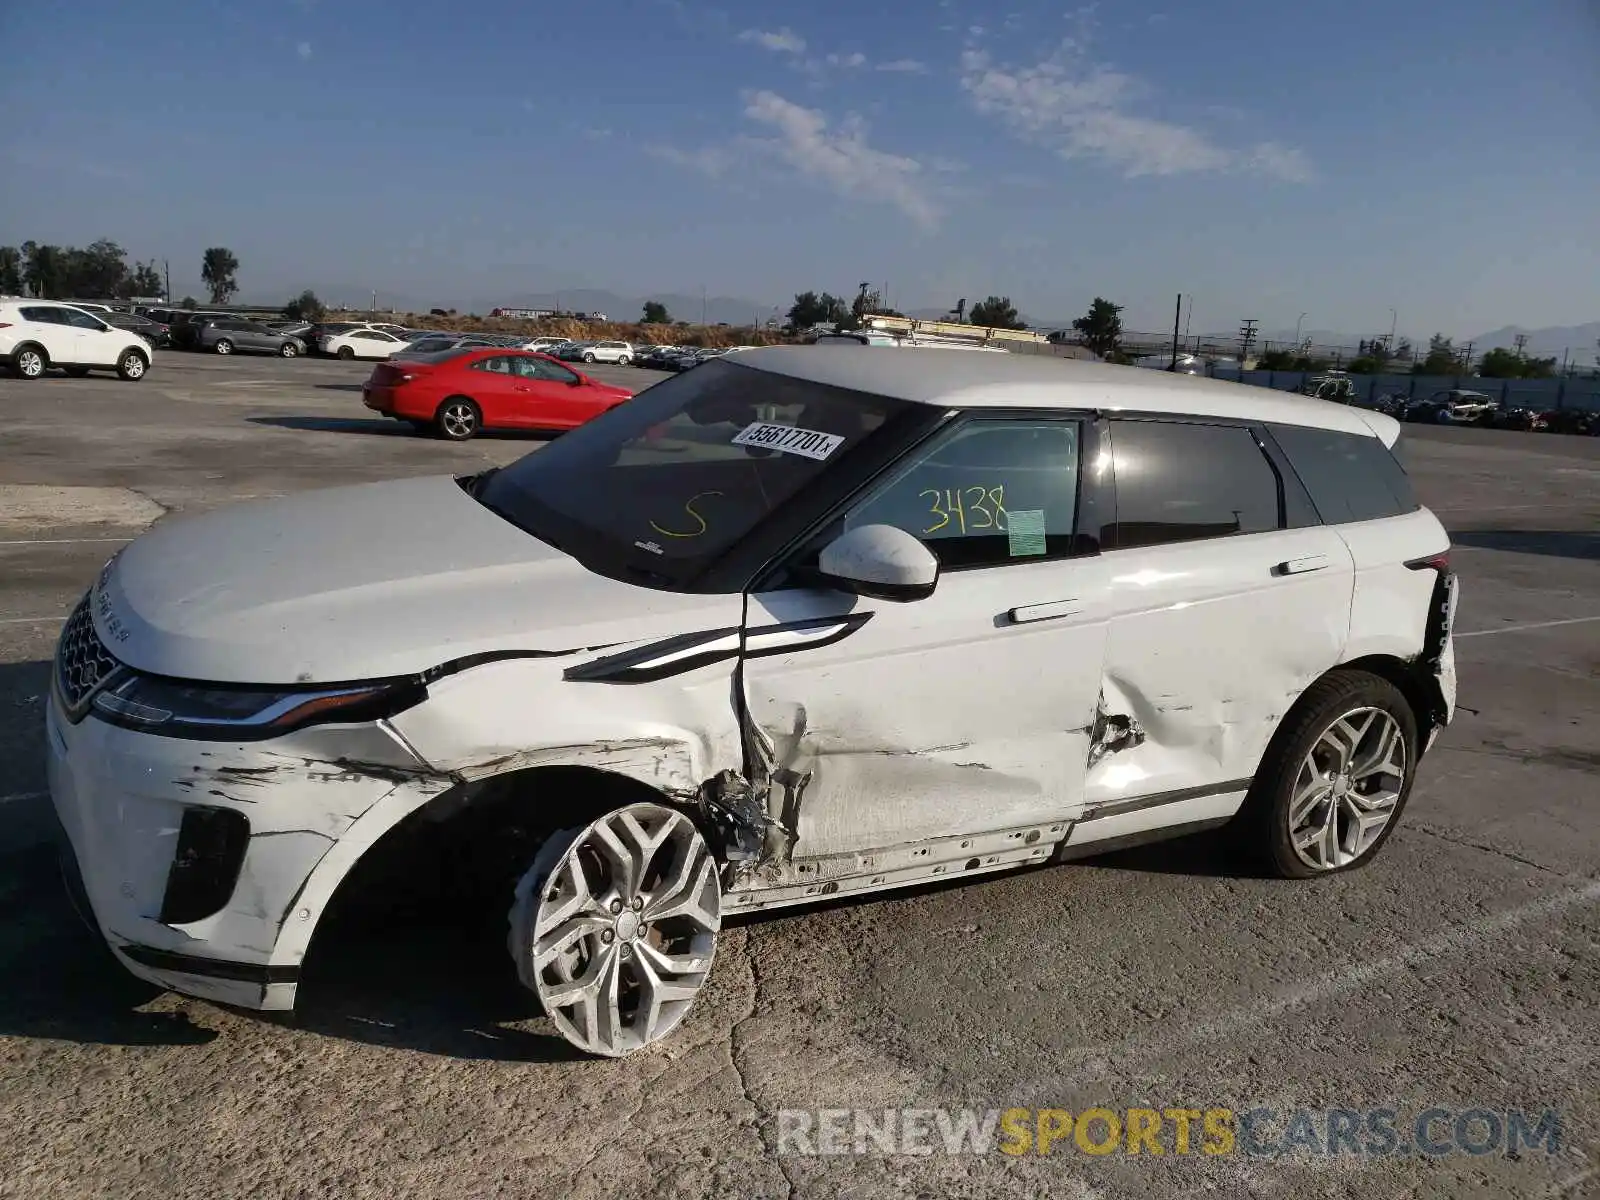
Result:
[91, 673, 426, 740]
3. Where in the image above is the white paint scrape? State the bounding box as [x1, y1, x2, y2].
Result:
[0, 485, 166, 532]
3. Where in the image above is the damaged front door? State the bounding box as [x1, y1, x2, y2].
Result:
[738, 417, 1109, 870]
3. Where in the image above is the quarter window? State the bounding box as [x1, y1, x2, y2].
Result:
[20, 307, 68, 325]
[840, 419, 1083, 569]
[473, 356, 514, 374]
[1105, 420, 1282, 549]
[1268, 424, 1420, 524]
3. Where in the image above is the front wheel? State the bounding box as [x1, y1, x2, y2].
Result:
[617, 355, 632, 366]
[1238, 670, 1418, 879]
[582, 352, 596, 363]
[117, 350, 148, 381]
[507, 802, 721, 1058]
[434, 396, 481, 441]
[214, 339, 233, 355]
[279, 342, 299, 358]
[337, 345, 355, 360]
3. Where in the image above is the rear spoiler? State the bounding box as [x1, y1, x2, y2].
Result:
[1356, 410, 1402, 449]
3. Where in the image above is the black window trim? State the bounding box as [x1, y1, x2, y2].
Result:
[1099, 412, 1320, 552]
[753, 405, 1109, 592]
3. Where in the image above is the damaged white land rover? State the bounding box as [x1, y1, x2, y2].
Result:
[49, 348, 1458, 1057]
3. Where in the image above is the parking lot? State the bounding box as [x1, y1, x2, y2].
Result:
[1, 352, 1596, 1199]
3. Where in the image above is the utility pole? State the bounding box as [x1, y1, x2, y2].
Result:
[1238, 318, 1259, 367]
[701, 284, 706, 326]
[1168, 293, 1183, 370]
[163, 259, 171, 304]
[1294, 312, 1307, 346]
[1388, 308, 1397, 350]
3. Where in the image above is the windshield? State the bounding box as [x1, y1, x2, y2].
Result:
[476, 359, 918, 586]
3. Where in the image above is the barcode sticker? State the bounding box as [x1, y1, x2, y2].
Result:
[732, 422, 845, 461]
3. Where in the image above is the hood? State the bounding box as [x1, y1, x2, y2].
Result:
[95, 475, 738, 685]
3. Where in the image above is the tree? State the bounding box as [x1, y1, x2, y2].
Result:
[122, 260, 164, 300]
[969, 295, 1024, 329]
[1257, 348, 1332, 372]
[786, 290, 850, 331]
[1412, 333, 1461, 375]
[22, 242, 63, 297]
[641, 301, 670, 324]
[201, 247, 240, 304]
[0, 246, 21, 294]
[1478, 347, 1557, 379]
[283, 289, 325, 321]
[1072, 297, 1124, 357]
[179, 295, 197, 310]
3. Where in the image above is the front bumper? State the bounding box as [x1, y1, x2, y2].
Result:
[45, 694, 429, 1010]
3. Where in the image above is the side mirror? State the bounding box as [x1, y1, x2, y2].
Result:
[817, 524, 939, 602]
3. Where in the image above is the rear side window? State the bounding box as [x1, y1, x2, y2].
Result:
[1269, 424, 1420, 524]
[1106, 420, 1282, 549]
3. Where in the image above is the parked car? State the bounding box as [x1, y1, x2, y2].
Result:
[1484, 407, 1548, 432]
[360, 348, 634, 439]
[520, 336, 569, 353]
[103, 311, 171, 348]
[197, 318, 307, 357]
[48, 349, 1457, 1060]
[393, 333, 518, 360]
[265, 321, 315, 340]
[1537, 409, 1599, 436]
[319, 327, 410, 360]
[1403, 389, 1498, 425]
[557, 339, 634, 365]
[0, 300, 155, 379]
[168, 312, 235, 351]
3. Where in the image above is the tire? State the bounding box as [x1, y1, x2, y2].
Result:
[12, 344, 48, 379]
[337, 346, 355, 360]
[64, 367, 91, 378]
[582, 352, 596, 363]
[117, 349, 149, 381]
[434, 396, 481, 441]
[279, 341, 299, 358]
[214, 339, 234, 355]
[1237, 670, 1419, 880]
[506, 802, 721, 1058]
[618, 355, 631, 366]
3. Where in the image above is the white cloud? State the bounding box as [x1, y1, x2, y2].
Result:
[739, 27, 806, 54]
[825, 51, 867, 69]
[876, 58, 929, 73]
[647, 144, 734, 178]
[960, 43, 1312, 181]
[742, 90, 939, 230]
[295, 41, 313, 61]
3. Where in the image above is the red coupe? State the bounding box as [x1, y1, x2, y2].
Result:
[361, 348, 635, 440]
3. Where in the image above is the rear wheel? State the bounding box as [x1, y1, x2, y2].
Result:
[117, 349, 148, 381]
[1238, 670, 1418, 879]
[582, 352, 596, 363]
[435, 396, 481, 441]
[13, 345, 48, 379]
[214, 339, 234, 355]
[507, 802, 721, 1058]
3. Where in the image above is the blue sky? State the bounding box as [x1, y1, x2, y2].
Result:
[2, 0, 1596, 338]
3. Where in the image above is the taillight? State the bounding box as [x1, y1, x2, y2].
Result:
[1405, 550, 1451, 571]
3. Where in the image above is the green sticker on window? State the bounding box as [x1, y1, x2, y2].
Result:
[1007, 508, 1047, 557]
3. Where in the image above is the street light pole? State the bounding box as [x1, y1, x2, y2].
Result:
[1388, 308, 1397, 349]
[1295, 312, 1307, 346]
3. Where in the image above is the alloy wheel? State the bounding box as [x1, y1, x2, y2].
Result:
[121, 354, 146, 379]
[17, 350, 45, 378]
[440, 401, 477, 439]
[510, 803, 721, 1057]
[1288, 707, 1407, 871]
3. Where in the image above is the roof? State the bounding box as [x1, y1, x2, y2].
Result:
[731, 345, 1401, 441]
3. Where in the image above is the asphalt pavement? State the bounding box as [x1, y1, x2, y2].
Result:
[0, 352, 1595, 1199]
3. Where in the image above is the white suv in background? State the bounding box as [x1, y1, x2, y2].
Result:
[576, 339, 634, 365]
[48, 349, 1457, 1059]
[0, 301, 155, 380]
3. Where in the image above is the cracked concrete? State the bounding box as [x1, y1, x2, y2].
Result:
[0, 359, 1595, 1198]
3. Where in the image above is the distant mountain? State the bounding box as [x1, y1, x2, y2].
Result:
[1465, 322, 1600, 361]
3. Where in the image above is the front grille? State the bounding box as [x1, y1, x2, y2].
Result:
[55, 595, 122, 714]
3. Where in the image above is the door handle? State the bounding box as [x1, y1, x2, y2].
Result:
[1274, 555, 1329, 576]
[1007, 599, 1081, 624]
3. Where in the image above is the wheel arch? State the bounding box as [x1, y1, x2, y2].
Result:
[1324, 653, 1445, 751]
[11, 340, 49, 366]
[275, 759, 715, 978]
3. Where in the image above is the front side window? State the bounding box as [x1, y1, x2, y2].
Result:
[1105, 420, 1282, 549]
[476, 359, 918, 585]
[837, 419, 1083, 568]
[473, 356, 514, 374]
[62, 309, 110, 331]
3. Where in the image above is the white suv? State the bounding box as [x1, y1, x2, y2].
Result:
[1, 301, 155, 380]
[576, 339, 633, 365]
[48, 349, 1457, 1057]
